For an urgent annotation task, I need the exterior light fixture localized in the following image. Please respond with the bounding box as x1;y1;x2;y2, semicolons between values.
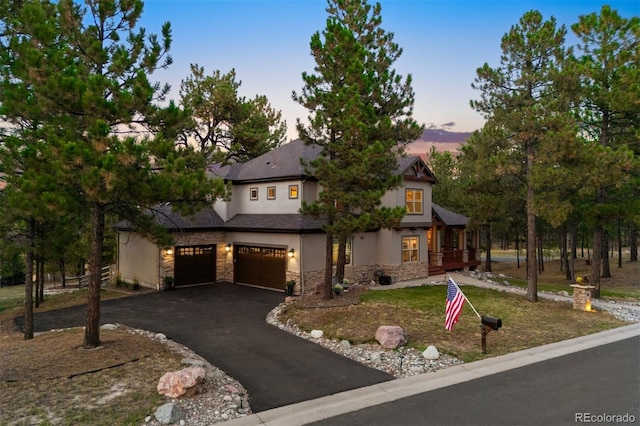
225;244;232;252
288;248;295;258
166;248;173;256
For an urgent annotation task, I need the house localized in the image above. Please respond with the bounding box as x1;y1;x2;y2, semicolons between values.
114;139;479;293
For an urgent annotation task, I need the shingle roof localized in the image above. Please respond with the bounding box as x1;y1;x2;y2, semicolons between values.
209;139;322;182
225;214;325;232
432;203;469;227
206;139;433;183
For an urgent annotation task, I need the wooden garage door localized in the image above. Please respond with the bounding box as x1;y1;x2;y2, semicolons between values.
174;245;216;286
234;245;286;290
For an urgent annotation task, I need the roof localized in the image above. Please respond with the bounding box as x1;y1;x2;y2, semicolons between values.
432;203;469;227
114;206;326;234
209;139;322;182
208;139;436;183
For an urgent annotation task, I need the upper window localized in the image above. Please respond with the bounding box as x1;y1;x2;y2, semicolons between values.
405;189;423;214
402;236;419;263
289;185;299;199
267;186;276;200
250;187;258;200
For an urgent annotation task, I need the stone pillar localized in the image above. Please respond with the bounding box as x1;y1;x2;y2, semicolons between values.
570;285;595;310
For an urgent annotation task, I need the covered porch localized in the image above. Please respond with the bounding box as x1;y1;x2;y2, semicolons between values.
428;204;481;275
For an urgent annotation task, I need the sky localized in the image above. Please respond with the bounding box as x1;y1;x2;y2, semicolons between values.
139;0;639;141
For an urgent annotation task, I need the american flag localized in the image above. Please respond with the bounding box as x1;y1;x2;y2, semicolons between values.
445;277;466;331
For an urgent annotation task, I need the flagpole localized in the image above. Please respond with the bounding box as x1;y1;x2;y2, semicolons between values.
448;274;482;320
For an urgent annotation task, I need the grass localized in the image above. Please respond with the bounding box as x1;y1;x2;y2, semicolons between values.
280;285;629;363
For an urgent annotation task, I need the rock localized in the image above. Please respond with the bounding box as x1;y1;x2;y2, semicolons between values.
154;402;183;425
370;352;382;364
422;345;440;360
157;366;206;398
558;290;570;297
286;318;295;328
340;340;351;350
145;415;151;423
502;281;511;286
181;358;205;367
375;325;407;349
101;323;118;331
155;333;167;341
310;329;324;338
226;385;239;394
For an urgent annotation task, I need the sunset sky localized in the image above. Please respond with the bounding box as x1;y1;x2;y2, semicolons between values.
139;0;639;140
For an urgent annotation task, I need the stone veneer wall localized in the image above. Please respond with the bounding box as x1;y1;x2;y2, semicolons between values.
300;261;429;295
571;285;595;310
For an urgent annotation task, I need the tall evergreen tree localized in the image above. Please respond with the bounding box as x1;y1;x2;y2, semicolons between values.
471;10;579;302
568;6;640;296
293;0;422;299
179;65;287;163
0;0;225;347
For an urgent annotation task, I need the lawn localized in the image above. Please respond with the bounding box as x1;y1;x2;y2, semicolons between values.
280;283;632;363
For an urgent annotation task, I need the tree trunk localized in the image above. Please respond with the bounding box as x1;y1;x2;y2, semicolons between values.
591;224;603;299
515;222;520;269
631;222;638;262
602;229;611;278
38;256;45;303
484;224;492;272
568;224;576;282
34;255;40;309
617;219;622;269
323;230;335;300
24;219;35;340
336;236;346;283
526;150;538;302
59;257;67;288
84;203;106;348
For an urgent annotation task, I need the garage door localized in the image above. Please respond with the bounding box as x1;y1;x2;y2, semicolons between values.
174;245;216;286
234;245;286;290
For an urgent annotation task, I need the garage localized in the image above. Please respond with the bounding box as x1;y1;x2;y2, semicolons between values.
174;245;216;286
234;245;286;290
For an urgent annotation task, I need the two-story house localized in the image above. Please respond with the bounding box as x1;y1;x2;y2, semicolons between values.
114;139;479;293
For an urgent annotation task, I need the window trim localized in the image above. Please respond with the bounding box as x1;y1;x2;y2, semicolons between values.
289;184;299;199
401;235;419;263
405;188;423;215
267;186;276;200
250;187;258;200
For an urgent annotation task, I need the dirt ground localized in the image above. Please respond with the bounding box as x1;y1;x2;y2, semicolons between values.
0;326;185;424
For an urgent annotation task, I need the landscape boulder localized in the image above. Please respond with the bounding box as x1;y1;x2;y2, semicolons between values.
157;366;206;398
423;345;440;360
154;402;183;424
375;325;407;349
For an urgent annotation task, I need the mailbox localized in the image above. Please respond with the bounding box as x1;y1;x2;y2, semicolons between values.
481;315;502;331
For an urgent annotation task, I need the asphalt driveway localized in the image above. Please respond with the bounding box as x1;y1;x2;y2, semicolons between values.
16;283;393;412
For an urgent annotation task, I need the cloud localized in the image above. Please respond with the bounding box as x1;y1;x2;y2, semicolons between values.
440;122;456;128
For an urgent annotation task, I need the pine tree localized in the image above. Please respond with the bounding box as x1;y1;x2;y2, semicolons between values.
568;6;640;297
0;0;225;347
471;10;579;302
179;65;287;163
293;0;422;298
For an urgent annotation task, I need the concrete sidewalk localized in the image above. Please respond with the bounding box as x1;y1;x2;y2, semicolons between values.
227;323;640;426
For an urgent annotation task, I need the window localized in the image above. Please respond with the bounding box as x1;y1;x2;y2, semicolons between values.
405;189;423;214
267;186;276;200
402;236;419;263
289;185;299;199
332;238;353;265
250;187;258;200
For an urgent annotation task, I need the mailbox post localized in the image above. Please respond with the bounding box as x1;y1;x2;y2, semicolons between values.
480;315;502;354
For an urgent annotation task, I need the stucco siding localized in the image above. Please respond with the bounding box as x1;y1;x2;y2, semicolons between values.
117;232;159;289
